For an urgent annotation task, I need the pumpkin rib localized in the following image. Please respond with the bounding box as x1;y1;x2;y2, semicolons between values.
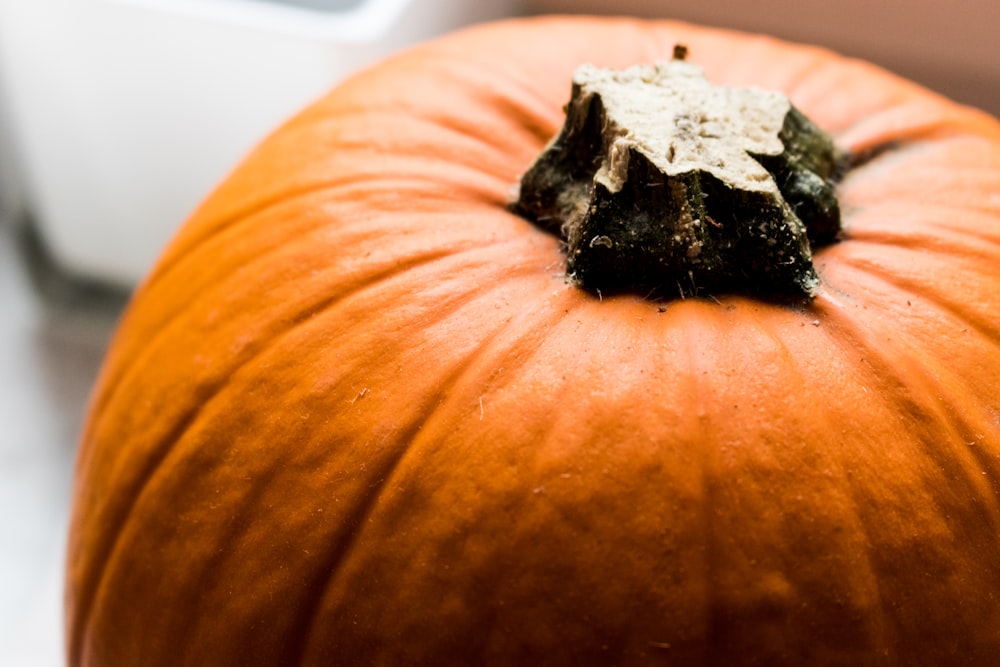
82;223;449;437
142;175;375;298
827;246;1000;345
275;431;419;666
818;257;999;383
632;302;900;664
735;303;895;660
820;262;1000;482
784;56;912;138
73;236;525;646
318;110;530;192
838;140;990;204
894;162;1000;184
664;302;739;659
305;74;552;184
810;294;1000;660
292;289;586;662
836;101;1000;156
697;433;721;664
846;160;1000;200
771;51;837;110
300;290;596;659
852;134;1000;179
303;298;721;663
817;477;894;664
814;288;1000;518
74;252;469;662
787;55;883;111
116;219;530;425
92;192;537;431
685;311;729;663
179;240;563;664
382;50;562;148
829;233;1000;316
336;57;561;154
69;374;224;665
148;165;511;300
318;46;568;173
843;202;1000;248
844;223;1000;259
818;283;995;446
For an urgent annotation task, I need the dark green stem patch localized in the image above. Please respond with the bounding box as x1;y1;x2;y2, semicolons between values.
513;51;846;301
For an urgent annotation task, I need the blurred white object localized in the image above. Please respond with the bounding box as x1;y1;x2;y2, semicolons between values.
0;86;23;222
0;0;520;287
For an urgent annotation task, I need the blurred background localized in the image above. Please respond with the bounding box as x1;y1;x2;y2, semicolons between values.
1;1;997;664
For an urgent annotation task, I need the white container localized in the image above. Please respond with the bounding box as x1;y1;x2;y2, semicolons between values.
0;83;24;223
0;0;520;286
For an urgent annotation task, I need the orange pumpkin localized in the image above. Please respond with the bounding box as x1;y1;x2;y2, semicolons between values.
67;16;1000;666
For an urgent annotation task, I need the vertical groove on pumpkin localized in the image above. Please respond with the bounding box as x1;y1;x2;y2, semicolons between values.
146;147;513;304
144;176;375;293
84;238;478;440
817;287;998;482
684;303;895;660
844;222;1000;262
69;401;208;665
830;249;1000;345
71;243;505;662
815;275;1000;509
383;77;558;181
281;261;574;662
813;289;1000;655
740;304;896;658
776;53;833;111
683;312;722;663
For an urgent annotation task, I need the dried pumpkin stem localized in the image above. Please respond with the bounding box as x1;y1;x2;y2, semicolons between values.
513;48;845;301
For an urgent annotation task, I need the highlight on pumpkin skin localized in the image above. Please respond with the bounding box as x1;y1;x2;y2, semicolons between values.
513;45;847;303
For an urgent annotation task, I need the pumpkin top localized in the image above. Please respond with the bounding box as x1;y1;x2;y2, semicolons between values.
513;50;843;300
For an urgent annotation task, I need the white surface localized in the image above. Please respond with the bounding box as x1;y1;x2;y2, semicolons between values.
0;0;521;287
0;215;126;667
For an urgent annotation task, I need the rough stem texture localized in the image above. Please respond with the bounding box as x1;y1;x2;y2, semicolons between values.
514;57;845;300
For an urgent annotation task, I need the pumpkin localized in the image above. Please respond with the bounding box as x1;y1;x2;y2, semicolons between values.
66;15;1000;666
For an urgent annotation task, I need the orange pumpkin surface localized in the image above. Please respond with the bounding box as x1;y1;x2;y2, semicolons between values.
67;16;1000;666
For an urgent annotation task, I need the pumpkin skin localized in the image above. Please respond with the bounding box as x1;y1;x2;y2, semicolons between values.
66;15;1000;667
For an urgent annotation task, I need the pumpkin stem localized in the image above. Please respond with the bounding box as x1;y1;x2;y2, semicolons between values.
512;51;845;301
